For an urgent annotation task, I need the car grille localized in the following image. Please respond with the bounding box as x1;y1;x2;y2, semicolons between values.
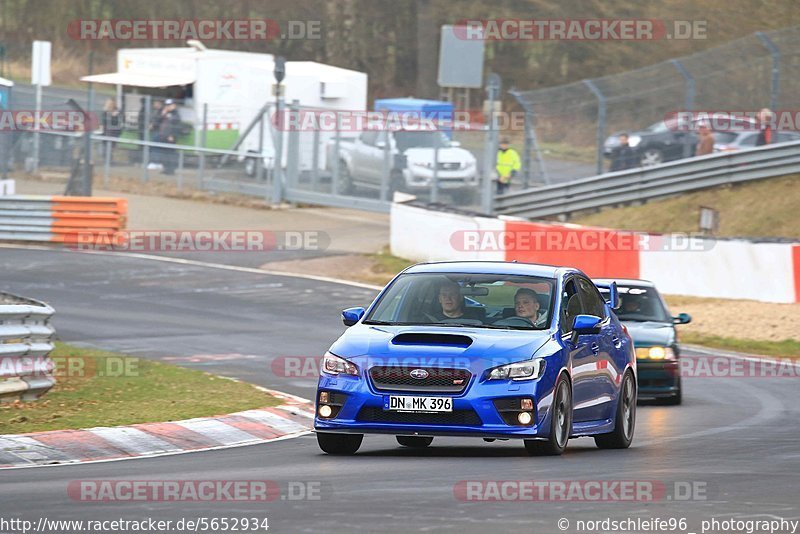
437;162;461;170
357;407;482;426
369;366;471;393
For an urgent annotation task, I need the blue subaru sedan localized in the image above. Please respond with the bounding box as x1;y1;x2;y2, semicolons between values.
314;262;637;456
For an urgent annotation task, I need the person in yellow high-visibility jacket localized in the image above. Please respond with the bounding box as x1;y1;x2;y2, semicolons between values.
496;138;521;195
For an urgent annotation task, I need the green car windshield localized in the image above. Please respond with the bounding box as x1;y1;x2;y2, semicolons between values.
364;273;556;330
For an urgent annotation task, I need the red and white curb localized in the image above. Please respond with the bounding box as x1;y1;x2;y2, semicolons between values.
0;390;314;469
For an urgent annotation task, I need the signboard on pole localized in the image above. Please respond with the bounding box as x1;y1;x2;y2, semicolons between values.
32;40;52;86
438;25;485;88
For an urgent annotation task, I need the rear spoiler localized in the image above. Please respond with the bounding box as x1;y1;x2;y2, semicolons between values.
594;281;620;310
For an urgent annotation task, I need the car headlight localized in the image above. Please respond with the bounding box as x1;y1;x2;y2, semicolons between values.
464;160;476;169
321;352;359;376
635;346;675;360
411;161;432;169
487;358;546;381
628;135;642;147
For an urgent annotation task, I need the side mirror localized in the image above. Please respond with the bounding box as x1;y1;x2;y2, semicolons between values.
375;141;386;149
572;314;602;335
342;307;365;327
607;282;620;310
673;312;691;325
449;140;461;147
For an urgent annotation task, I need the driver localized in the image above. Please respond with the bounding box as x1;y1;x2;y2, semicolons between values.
621;295;641;314
514;288;547;327
436;280;465;319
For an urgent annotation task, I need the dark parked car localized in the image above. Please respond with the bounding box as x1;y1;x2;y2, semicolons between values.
596;279;691;405
603;120;696;167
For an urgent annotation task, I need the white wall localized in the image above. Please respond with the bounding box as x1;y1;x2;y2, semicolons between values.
640;238;797;303
390;202;505;262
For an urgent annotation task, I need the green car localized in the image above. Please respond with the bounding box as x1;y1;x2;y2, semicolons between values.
597;279;691;405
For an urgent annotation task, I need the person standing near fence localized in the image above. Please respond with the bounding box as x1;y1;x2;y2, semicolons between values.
158;99;181;175
756;108;774;146
695;123;715;156
610;133;638;171
496;138;521;195
147;100;165;171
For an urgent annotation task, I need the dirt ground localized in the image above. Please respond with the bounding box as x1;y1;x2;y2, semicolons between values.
663;294;800;342
265;255;800;343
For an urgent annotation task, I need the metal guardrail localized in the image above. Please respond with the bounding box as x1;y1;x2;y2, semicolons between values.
0;293;56;401
495;141;800;218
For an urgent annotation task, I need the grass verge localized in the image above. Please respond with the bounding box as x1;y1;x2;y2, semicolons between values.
681;333;800;359
571;175;800;239
0;343;280;434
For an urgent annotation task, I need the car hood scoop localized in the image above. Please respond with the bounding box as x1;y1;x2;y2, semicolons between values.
391;333;473;348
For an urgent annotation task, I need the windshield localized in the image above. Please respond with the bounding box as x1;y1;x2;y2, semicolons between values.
600;285;671;323
394;130;451;152
364;273;556;330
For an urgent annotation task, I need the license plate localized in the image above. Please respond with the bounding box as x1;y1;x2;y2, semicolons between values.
384;395;453;413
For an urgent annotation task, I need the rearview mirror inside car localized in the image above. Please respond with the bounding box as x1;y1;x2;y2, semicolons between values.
342;307;366;327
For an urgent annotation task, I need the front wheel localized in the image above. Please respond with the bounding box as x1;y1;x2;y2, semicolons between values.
396;436;433;448
595;370;637;449
317;432;363;455
524;374;572;456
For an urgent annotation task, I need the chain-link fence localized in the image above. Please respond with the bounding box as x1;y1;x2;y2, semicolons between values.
513;25;800;182
3;87;492;212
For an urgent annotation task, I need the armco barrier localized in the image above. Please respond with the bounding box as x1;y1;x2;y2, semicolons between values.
391;200;800;304
0;293;56;401
0;195;127;243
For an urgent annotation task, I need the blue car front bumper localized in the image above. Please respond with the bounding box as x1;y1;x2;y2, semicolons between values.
314;372;557;439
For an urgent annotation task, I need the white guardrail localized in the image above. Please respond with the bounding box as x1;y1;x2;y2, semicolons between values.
0;293;56;401
495;140;800;218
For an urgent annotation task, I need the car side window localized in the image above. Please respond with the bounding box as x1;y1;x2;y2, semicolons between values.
560;279;581;334
577;277;606;318
360;131;378;146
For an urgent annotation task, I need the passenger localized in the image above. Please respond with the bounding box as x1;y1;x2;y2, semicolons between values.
514;288;546;327
437;280;465;319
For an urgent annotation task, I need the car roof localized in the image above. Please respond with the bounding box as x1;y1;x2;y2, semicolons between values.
594;278;656;288
403;261;575;278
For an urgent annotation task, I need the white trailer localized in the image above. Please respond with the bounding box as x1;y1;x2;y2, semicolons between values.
81;44;368;171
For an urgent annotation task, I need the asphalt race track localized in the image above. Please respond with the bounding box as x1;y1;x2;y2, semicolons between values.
1;246;798;533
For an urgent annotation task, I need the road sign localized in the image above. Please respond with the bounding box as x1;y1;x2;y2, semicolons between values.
32;40;52;86
438;25;485;88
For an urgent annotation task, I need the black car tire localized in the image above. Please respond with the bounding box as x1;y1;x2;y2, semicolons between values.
317;432;363;455
338;161;354;195
396;436;434;448
524;374;572;456
595;370;637;449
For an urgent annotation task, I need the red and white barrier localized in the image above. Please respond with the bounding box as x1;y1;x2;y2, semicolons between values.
391;202;800;304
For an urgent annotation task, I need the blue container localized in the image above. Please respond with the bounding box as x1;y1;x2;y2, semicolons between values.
374;98;455;138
